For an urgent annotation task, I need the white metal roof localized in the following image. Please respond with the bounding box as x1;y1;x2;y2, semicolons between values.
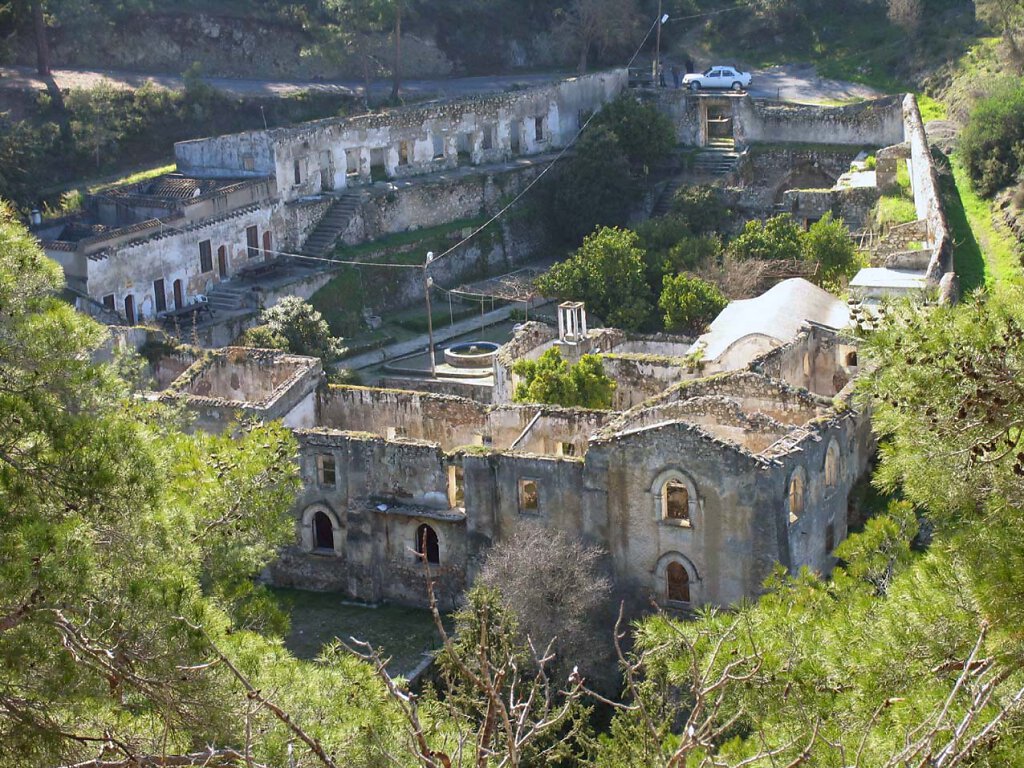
697;278;850;362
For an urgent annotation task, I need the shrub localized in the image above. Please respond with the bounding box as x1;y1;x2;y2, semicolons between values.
512;348;616;409
659;273;728;335
803;212;859;285
536;226;653;330
729;214;804;261
592;94;676;168
671;185;732;235
959;77;1024;197
249;297;345;362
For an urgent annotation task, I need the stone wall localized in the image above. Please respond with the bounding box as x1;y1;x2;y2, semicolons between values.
735;96;905;147
319;386;489;449
730;146;862;213
751;323;860;398
600;354;697;410
902;94;953;284
175;70;628;202
778;186;880;231
657;93;904;149
83;204;282;321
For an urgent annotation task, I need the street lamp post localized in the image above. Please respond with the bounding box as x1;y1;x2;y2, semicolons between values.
651;3;667;83
425;251;436;377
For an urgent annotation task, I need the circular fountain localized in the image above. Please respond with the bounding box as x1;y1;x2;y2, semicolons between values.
444;341;499;369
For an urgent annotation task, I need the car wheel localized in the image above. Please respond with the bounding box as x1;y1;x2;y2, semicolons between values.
690;81;701;92
731;81;742;92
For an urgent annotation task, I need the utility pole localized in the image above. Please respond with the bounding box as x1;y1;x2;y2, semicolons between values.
652;0;663;83
425;252;436;377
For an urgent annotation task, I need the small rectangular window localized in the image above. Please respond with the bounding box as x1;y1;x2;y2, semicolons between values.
102;294;115;311
534;116;544;142
518;479;539;514
317;454;337;487
293;159;302;185
198;240;213;273
558;442;576;457
481;124;495;151
399;141;412;166
246;226;260;259
242;154;255;172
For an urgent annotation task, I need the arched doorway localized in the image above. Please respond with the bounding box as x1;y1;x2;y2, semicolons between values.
415;524;440;564
313;511;335;551
666;562;690;603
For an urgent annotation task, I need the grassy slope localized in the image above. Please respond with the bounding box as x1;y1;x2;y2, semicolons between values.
948;156;1024;292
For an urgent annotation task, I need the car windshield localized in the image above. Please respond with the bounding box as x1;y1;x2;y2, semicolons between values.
703;68;713;76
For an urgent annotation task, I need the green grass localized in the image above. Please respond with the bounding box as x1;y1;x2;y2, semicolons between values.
334;215;490;263
271;588;445;675
948;155;1024;292
874;196;919;228
88;163;178;194
916;94;948;123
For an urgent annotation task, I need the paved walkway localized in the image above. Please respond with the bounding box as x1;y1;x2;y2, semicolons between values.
340;302;524;371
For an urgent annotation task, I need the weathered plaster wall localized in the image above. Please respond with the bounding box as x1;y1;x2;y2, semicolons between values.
735;96;905;147
657;93;904;149
902;94;953;284
730;146;862;213
85;204;281;318
175;69;628;201
586;421;779;606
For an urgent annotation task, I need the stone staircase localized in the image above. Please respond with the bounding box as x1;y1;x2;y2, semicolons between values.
297;193;362;262
691;141;741;176
205;281;254;313
652;177;685;217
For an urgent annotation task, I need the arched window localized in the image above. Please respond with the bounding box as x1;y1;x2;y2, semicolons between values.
824;440;841;489
653;470;697;527
415;524;440;565
663;481;690;524
788;468;806;524
666;562;690;603
313;511;335;551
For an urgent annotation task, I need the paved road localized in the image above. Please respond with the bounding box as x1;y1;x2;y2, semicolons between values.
0;63;883;103
0;65;567;99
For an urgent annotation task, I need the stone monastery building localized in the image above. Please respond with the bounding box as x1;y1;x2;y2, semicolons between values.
51;66;956;611
151;281;870;611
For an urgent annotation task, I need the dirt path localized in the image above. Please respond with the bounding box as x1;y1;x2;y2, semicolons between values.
0;63;884;103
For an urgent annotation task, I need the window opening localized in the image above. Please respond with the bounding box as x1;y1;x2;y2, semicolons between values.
199;239;213;273
663;480;691;525
667;562;690;602
246;226;260;259
416;524;440;564
153;279;166;313
318;454;337;487
313;511;334;551
519;479;539;513
789;471;805;523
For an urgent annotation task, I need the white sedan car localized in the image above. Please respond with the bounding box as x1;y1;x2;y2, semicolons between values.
682;66;752;92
